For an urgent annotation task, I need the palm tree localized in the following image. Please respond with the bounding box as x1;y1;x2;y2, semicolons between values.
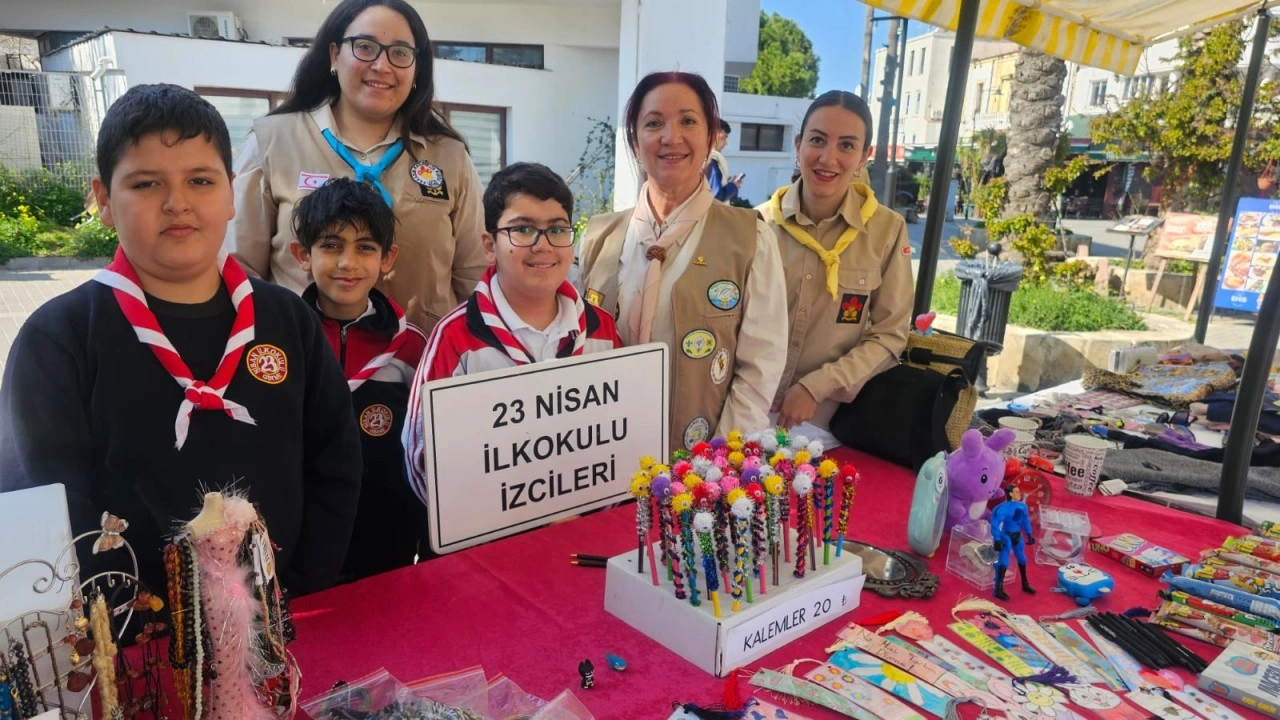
1004;49;1068;221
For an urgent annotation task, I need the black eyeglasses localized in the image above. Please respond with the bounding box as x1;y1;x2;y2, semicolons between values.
343;36;418;68
497;225;576;248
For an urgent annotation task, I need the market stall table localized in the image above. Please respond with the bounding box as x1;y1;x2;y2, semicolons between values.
289;447;1266;719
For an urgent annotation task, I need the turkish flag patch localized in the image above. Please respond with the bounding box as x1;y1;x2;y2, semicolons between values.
836;293;868;324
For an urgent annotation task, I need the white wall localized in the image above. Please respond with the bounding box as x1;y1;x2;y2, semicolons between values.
3;0;621;50
724;0;759;77
720;91;809;203
41;29;618;185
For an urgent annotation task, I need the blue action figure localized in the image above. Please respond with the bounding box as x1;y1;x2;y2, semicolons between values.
991;484;1036;601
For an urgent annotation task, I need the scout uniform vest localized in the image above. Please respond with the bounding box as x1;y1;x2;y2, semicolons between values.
581;203;757;451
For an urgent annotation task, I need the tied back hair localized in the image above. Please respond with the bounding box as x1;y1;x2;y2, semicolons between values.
271;0;465;156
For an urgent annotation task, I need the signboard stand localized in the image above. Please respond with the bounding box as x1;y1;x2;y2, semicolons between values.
1142;213;1220;319
1145;258;1209;321
1107;215;1164;302
1213;198;1279;314
605;534;863;677
420;344;669;554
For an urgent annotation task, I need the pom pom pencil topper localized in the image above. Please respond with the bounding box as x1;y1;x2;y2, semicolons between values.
694;510;723;618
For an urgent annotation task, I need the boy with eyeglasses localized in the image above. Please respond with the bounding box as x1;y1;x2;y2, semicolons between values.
403;163;622;501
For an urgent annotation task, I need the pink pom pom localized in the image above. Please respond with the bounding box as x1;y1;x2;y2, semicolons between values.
704;481;723;502
672;460;692;478
713;455;729;469
797;463;815;477
720;476;740;494
670;481;686;496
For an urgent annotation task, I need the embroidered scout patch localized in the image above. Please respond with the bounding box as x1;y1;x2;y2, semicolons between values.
680;329;716;359
585;288;603;306
360;404;394;437
246;344;288;384
710;348;730;385
836;293;868;324
410;160;449;200
683;416;711;449
706;280;740;311
297;172;330;190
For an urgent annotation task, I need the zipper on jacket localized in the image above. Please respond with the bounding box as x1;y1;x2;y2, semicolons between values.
340;324;348;369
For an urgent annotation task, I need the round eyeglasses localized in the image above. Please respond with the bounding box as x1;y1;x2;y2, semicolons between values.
343;37;418;69
497;225;576;248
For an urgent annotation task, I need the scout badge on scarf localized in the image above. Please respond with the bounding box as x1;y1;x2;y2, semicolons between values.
93;248;257;449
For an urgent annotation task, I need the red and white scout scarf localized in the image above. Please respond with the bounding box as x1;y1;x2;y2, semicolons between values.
93;248;256;450
346;297;408;392
472;265;587;364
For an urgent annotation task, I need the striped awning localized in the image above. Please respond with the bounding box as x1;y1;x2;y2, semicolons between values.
861;0;1280;75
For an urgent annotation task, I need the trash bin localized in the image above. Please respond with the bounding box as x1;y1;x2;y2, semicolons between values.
954;257;1024;393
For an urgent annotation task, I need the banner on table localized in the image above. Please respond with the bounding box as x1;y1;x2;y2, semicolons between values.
421;343;669;554
1214;197;1280;313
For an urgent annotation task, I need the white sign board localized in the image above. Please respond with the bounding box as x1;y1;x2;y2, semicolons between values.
722;573;865;670
422;343;669;553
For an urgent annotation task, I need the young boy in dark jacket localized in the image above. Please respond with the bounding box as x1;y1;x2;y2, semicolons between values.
289;178;428;579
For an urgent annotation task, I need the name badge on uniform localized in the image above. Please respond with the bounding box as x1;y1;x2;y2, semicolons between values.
410;161;449;200
585;288;603;307
836;293;868;324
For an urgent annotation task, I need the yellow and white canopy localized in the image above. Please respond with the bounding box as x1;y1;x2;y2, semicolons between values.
861;0;1280;75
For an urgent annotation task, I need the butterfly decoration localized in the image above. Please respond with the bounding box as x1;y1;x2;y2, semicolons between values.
92;512;129;554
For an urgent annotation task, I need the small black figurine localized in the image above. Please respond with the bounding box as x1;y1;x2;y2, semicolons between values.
578;658;595;689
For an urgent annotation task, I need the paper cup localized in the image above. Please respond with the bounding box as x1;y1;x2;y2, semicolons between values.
999;416;1042;432
1003;430;1036;461
1063;434;1111;496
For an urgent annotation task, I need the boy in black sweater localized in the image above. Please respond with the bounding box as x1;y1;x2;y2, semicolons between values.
288;178;427;579
0;84;362;598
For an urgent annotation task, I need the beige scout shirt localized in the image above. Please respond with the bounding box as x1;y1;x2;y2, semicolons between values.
592;205;788;436
227;105;487;333
759;180;913;428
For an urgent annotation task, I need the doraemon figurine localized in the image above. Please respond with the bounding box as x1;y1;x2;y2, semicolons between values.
908;452;949;557
1057;563;1114;606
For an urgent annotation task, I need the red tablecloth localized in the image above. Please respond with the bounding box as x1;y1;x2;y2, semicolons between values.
290;448;1264;719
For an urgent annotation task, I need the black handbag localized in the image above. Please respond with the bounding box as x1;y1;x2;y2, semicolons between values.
829;331;986;471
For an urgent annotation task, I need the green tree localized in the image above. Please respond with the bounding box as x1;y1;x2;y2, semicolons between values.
739;12;820;99
1092;20;1280;212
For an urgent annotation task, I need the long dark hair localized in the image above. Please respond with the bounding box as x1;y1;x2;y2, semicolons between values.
272;0;463;149
623;71;720;158
799;90;875;152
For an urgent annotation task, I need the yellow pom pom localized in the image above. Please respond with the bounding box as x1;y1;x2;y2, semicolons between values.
683;473;703;489
638;455;656;471
728;440;744;452
794;450;812;465
764;475;785;495
769;452;786;466
726;488;747;506
672;492;694;513
727;429;744;443
818;459;839;478
727;451;745;468
630;473;652;496
651;463;670;476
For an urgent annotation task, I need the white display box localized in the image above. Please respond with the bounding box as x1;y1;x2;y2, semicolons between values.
604;535;864;676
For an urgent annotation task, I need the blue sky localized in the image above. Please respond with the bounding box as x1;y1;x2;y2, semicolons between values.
760;0;932;95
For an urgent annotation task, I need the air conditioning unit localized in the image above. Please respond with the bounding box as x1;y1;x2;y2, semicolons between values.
188;12;246;40
929;109;943;120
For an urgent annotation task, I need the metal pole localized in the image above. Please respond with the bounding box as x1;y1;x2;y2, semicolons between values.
861;7;875;100
914;0;980;315
872;17;900;197
1218;259;1280;525
887;19;909;205
1196;8;1271;344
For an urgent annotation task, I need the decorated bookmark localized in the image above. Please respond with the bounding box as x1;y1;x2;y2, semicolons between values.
1041;622;1129;691
827;646;953;717
1001;614;1106;685
803;661;928;720
966;613;1053;673
748;668;878;720
1163;682;1248;720
833;625;1006;709
1080;621;1149;690
885;636;1000;700
1061;685;1160;720
949;621;1040;677
1126;689;1199;720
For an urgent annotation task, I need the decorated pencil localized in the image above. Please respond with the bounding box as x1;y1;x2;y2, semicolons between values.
793;467;814;578
629;470;653;577
694;510;723;618
729;491;754;609
674;491;698;605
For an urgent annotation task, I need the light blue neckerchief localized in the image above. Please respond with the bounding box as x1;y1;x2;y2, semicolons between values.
320;128;405;206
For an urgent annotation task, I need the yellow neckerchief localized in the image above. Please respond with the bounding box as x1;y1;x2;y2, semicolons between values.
770;182;879;300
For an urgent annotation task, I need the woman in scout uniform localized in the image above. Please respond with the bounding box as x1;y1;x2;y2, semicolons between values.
760;90;913;430
580;71;787;451
229;0;486;333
